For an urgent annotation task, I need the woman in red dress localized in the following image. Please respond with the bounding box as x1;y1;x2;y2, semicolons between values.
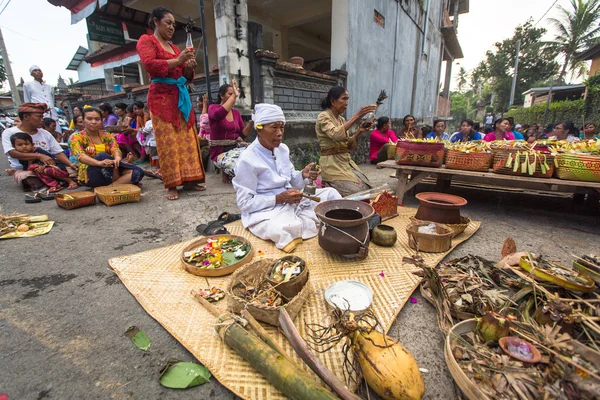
137;7;205;200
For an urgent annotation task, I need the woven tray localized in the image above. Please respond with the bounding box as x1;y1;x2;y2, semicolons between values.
555;153;600;182
492;151;554;179
396;141;444;167
445;150;492;172
94;184;141;206
108;207;481;400
181;235;254;277
227;258;311;327
55;191;96;210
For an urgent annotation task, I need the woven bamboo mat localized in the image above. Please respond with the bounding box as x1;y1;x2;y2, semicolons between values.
109;207;480;399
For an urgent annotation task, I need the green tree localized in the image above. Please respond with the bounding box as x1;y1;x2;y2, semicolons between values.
477;19;558;112
548;0;600;82
456;67;468;93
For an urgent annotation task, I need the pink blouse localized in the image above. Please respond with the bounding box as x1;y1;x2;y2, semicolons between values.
483;131;515;142
369;129;398;161
208;104;245;161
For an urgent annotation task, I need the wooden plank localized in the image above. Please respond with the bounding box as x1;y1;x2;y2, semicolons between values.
377;160;600;189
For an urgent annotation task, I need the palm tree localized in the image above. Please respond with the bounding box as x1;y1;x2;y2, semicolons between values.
456;67;468;92
548;0;600;82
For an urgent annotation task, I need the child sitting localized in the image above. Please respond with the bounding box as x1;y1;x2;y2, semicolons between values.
11;132;78;192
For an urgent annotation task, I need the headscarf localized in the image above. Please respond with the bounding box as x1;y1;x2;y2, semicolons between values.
29;65;41;74
18;103;48;114
252;103;285;129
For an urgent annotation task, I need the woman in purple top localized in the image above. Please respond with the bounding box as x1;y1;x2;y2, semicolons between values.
369;116;398;164
208;82;254;182
483;118;515;142
99;103;119;128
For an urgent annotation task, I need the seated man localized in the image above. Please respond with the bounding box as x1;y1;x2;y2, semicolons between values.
2;103;78;191
233;104;342;253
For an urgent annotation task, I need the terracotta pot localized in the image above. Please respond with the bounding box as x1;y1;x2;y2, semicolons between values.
371;225;397;247
315;200;374;259
414;192;467;224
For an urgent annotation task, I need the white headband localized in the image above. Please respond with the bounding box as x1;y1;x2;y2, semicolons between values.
29;65;41;74
252;103;285;127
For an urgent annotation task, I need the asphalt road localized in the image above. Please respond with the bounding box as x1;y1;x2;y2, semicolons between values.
1;159;599;400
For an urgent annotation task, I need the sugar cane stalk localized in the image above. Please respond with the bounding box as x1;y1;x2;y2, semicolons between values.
193;294;339;400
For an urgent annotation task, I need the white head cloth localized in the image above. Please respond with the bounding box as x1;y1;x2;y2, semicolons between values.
252;103;285;126
29;65;41;74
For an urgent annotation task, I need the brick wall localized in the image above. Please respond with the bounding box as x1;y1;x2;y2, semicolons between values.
273;87;323;112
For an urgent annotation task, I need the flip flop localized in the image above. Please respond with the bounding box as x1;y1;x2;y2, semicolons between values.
217;212;241;224
143;170;163;180
195;221;229;236
25;193;42;203
37;191;56;200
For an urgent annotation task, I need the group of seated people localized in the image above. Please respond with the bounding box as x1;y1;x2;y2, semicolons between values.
367;116;598;164
2;103;145;197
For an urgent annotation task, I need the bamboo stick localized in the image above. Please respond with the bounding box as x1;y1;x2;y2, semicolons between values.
193;294;340;400
278;309;361;400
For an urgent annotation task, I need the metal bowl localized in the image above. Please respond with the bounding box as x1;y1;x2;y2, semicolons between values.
324;280;373;312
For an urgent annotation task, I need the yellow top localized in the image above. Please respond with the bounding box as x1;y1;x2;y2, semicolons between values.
315;109;364;184
94;144;106;154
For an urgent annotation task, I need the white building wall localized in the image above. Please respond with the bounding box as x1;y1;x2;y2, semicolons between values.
345;0;444;122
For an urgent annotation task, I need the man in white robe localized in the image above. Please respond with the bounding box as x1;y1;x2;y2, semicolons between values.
233;104;341;252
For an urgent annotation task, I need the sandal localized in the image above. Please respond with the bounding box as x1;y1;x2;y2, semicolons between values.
143;170;163;180
37;191;56;200
25;193;42;203
217;212;241;224
195;221;229;236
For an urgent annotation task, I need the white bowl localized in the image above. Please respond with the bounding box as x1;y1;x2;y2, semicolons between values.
324;280;373;312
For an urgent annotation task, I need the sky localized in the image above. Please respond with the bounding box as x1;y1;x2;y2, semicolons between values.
452;0;574;90
0;0;578;92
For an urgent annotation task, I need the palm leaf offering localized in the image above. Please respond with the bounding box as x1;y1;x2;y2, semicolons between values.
410;246;599;400
183;237;251;269
375;89;387;106
0;213;48;236
446;141;491;153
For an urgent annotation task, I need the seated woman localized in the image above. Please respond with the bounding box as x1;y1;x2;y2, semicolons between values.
69;108;144;188
67;114;85;165
483;118;515;142
552;121;580;142
450;119;483;142
581;122;598;140
397;114;421;138
316;86;377;197
107;103;143;162
233;104;341;253
43;118;62;142
208;82;254;182
369;116;398;164
426;120;449;140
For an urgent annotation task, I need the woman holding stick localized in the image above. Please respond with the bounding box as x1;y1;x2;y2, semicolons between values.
137;6;205;200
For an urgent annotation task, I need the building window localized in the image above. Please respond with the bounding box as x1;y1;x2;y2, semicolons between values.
374;10;385;28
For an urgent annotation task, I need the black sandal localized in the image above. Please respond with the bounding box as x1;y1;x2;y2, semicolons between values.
217;212;241;224
25;193;41;203
37;191;56;201
195;221;229;236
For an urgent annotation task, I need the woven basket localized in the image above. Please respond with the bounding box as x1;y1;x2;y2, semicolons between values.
55;191;96;210
395;141;444;167
445;319;491;400
410;216;470;238
180;235;254;277
227;258;311;327
445;150;492;172
492;151;554;178
265;256;308;300
555;153;600;182
94;184;141;206
406;221;453;253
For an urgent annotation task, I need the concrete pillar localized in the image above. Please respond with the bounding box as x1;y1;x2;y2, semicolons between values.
257;53;277;104
442;58;452;99
104;69;115;91
248;22;263;106
330;0;348;71
203;5;219;70
214;0;252;111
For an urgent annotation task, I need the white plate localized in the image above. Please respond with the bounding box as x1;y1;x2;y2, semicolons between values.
324;280;373;311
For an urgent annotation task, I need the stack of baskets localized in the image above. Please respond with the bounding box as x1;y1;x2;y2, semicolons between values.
396;140;445;167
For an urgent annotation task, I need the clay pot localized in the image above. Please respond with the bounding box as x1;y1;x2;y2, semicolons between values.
414;192;467;224
371;225;397;247
315;200;374;259
288;56;304;67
